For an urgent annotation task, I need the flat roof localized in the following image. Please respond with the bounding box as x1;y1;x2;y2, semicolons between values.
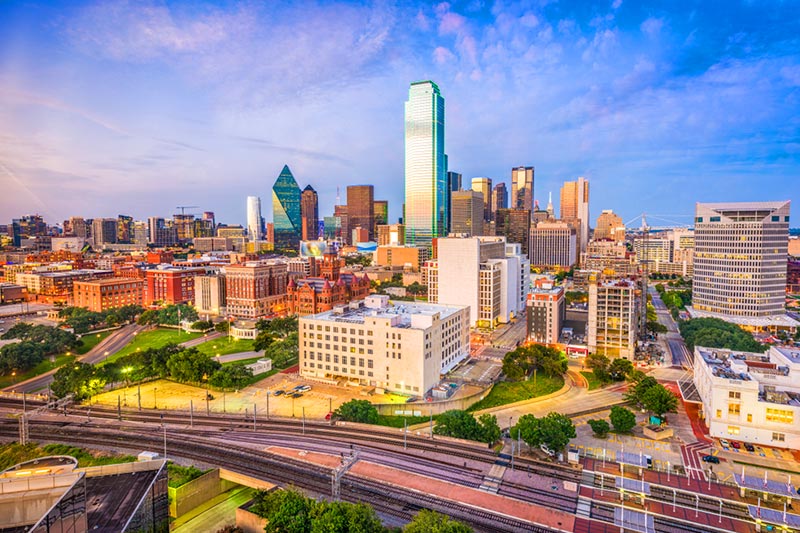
306;299;464;328
85;470;159;533
698;200;790;211
688;307;799;328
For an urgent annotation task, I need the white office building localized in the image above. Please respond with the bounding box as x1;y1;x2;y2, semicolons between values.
246;196;263;242
299;295;469;396
426;236;529;328
693;345;800;449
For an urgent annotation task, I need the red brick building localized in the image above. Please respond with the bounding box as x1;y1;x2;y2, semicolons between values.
225;261;288;318
286;253;370;316
146;250;174;264
144;267;205;305
73;277;144;312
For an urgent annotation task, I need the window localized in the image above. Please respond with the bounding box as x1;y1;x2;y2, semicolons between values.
766;408;793;424
772;432;785;442
728;404;740;416
715;409;722;418
727;426;740;435
728;391;741;399
747;414;752;422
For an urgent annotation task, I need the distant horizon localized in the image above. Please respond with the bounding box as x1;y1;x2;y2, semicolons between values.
2;1;798;226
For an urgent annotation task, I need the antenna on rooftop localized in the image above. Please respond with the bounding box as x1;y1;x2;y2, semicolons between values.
336;187;340;205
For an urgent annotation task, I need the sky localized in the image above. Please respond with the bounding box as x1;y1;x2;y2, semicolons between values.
1;0;798;230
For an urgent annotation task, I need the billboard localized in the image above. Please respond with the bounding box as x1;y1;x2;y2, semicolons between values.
300;240;328;258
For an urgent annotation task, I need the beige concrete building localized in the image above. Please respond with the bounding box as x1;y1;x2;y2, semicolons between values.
374;245;430;272
299;295;469;395
588;276;638;359
560;177;589;254
529;221;576;269
593;210;625;242
789;237;800;257
377;224;405;246
194;274;227;316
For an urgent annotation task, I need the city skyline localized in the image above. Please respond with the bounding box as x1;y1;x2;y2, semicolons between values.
1;1;799;226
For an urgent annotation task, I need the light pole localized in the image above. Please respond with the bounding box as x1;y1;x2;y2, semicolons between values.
153;387;157;409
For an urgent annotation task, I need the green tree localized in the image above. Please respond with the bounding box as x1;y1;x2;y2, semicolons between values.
252;489;312;533
501;344;566;382
407;282;427;295
609;406;636;433
679;317;765;352
641;384;679;419
647;321;668;334
608;358;634;381
587;419;610;438
166;348;221;384
625;375;659;408
214;321;231;333
477;414;501;445
537;412;576;454
334;399;379;424
310;501;386;533
433;410;485;442
586;353;610;383
209;364;253;390
190;320;213;331
50;362;107;400
403;510;473;533
253;331;275;352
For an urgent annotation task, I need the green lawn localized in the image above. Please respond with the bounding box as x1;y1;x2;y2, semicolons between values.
75;330;113;355
0;443;136;470
581;371;603;391
0;353;75;389
375;414;432;428
192;337;257;358
467;374;564;412
103;328;202;365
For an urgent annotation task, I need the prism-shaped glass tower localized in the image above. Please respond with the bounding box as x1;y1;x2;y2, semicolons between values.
272;165;302;252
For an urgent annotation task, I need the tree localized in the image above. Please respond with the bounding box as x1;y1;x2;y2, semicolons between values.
625;375;659;408
209;364;253;390
679;317;765;353
190;320;213;331
433;410;485;442
407;282;427;295
253;331;275;352
511;414;541;449
501;344;566;382
50;362;107;401
647;321;668;334
334;399;379;424
214;321;231;333
587;419;610;438
641;384;679;419
166;348;221;384
252;488;312;533
477;414;501;445
537;412;576;454
608;358;634;381
586;353;610;383
310;501;385;533
404;510;473;533
609;406;636;433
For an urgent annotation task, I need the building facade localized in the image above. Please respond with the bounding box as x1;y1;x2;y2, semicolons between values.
299;295;469;395
144;267;205;306
300;185;319;241
471;177;493;223
377;224;405;246
526;280;565;345
246;196;263;242
593;210;625;242
495;208;531;257
529;221;577;269
73;277;144;312
375;245;429;271
345;185;375;242
224;261;288;318
272;165;302;252
286;272;370;316
510;166;534;215
692;201;794;328
560;177;590;254
588;276;638;359
404;81;446;246
450;190;484;236
194;274;227;316
693;345;800;449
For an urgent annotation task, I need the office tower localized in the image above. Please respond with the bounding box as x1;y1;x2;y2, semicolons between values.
272;165;302;251
588;275;638;359
560;177;590;254
377;224;405;246
193;217;214;238
529;221;577;269
116;215;133;243
301;185;319;241
693;201;795;326
10;215;48;246
323;215;342;241
334;205;349;242
495;208;531;256
347;185;375;241
404;81;446;246
299;295;469;394
246;196;263;242
373;200;388;236
450;190;484;236
511;166;534;215
66;217;88;239
527;279;565;345
426;236;529;328
445;171;461;231
546;192;554;218
471;177;493;222
92;218;117;248
147;217;177;247
132;221;148;245
202;211;215;227
594;210;626;242
492;182;508;220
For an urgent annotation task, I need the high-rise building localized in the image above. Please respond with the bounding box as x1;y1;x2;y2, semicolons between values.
377;224;405;246
495;208;531;256
117;215;134;243
471;177;493;222
202;211;216;228
588;275;639;359
132;221;148;246
272;165;302;251
148;217;177;247
560;177;590;254
65;217;88;239
92;218;117;248
594;210;625;242
246;196;263;242
511;166;534;215
527;279;565;345
404;81;446;246
426;236;529;328
347;185;375;241
450;190;484;236
529;221;577;269
11;215;48;246
173;214;195;242
333;205;349;243
373;200;388;236
492;182;508;220
447;171;462;193
692;201;796;327
301;185;319;241
225;261;288;318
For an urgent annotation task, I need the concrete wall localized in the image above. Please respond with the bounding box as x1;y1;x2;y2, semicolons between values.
168;469;237;518
373;383;493;416
236;506;268;533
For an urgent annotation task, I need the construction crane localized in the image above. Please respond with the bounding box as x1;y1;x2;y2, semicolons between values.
175;205;200;215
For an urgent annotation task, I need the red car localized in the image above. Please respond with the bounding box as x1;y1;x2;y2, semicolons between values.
731;441;741;449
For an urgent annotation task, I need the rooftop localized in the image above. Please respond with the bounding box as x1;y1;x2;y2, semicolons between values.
688;307;800;328
306;296;465;329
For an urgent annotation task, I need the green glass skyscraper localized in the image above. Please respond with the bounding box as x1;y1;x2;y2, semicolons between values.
272;164;302;251
404;81;446;246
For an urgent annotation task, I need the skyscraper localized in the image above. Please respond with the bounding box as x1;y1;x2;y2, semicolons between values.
511;166;534;215
300;185;319;241
693;201;795;326
495;208;531;256
450;190;484;236
560;177;590;254
404;81;446;246
373;200;388;236
492;182;508;220
471;177;493;222
246;196;263;242
117;215;133;243
347;185;375;241
272;165;302;251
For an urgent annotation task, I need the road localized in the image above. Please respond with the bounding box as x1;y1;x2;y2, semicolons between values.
649;287;693;370
172;487;254;533
4;323;146;394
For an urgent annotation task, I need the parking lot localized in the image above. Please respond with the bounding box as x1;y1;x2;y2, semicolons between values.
447;358;502;384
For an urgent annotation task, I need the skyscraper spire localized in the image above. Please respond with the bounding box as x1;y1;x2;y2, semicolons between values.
546;192;554;217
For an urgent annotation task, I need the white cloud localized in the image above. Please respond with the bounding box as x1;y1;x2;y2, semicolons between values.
640;17;664;37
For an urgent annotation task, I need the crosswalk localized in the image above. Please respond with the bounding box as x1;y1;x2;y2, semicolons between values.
680;441;709;481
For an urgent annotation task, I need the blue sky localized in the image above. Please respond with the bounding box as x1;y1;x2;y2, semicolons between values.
1;0;798;228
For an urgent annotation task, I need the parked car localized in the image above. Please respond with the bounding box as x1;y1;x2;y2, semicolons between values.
273;390;285;396
702;455;720;464
296;385;311;392
731;441;741;449
755;446;767;457
290;392;303;399
719;439;730;449
540;444;555;457
744;443;755;452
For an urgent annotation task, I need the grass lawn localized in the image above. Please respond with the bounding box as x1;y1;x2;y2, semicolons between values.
0;353;76;389
167;463;208;488
375;414;432;428
103;328;202;365
0;443;136;470
581;371;603;391
467;374;564;412
193;337;257;358
75;330;113;355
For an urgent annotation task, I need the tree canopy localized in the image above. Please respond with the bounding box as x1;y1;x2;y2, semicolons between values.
609;406;636;433
502;344;566;381
333;399;379;424
679;317;765;353
137;304;198;326
511;412;575;453
433;410;501;444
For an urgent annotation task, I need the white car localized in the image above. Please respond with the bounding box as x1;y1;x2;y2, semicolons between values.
719;439;731;449
540;444;555;457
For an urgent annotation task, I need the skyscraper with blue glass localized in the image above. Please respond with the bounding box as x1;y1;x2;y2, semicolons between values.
404;81;446;246
272;164;302;251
